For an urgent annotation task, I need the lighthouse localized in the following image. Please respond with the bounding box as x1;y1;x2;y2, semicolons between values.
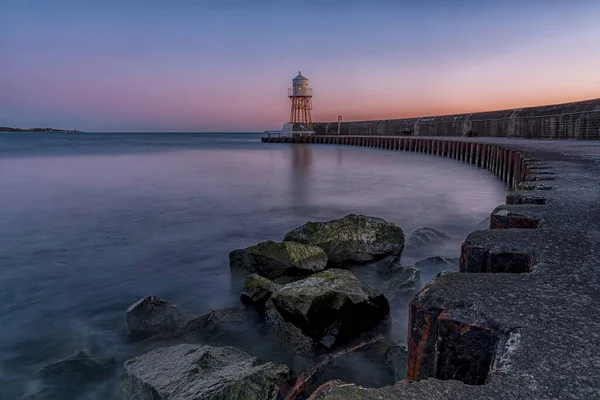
288;71;313;131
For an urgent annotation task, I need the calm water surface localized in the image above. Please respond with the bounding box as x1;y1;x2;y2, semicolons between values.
0;132;506;399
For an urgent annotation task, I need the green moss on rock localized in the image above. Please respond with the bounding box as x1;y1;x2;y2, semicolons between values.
240;274;281;305
283;214;404;264
230;240;327;281
265;269;390;355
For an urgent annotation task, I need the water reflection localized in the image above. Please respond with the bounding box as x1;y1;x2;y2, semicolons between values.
290;144;312;210
337;147;344;168
0;133;507;399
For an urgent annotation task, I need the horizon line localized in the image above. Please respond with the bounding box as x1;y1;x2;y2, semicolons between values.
3;96;599;132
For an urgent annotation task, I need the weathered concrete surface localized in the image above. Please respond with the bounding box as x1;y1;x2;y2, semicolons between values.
313;98;600;139
264;136;600;399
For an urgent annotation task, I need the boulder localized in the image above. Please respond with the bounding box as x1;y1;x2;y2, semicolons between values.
404;227;450;255
385;340;408;380
36;349;115;381
120;344;292;400
415;256;459;274
229;240;327;281
369;255;402;274
284;214;404;264
382;266;420;301
126;295;184;340
240;274;281;305
265;269;390;355
177;306;253;341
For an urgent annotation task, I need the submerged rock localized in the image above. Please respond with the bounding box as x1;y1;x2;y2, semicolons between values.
415;256;459;274
265;269;390;355
284;214;404;264
404;227;450;255
36;350;115;381
385;340;408;380
121;344;292;400
126;295;184;340
240;273;281;305
229;240;327;281
369;255;403;274
382;266;421;301
177;306;253;341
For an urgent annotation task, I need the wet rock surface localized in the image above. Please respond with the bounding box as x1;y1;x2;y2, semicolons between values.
283;214;404;264
404;227;450;255
385;340;408;380
176;306;254;342
381;266;420;301
265;269;390;355
414;256;459;274
229;240;327;281
36;350;115;381
240;273;281;305
121;344;292;400
368;255;403;273
125;295;184;340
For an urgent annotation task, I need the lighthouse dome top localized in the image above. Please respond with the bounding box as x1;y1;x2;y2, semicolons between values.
293;71;308;81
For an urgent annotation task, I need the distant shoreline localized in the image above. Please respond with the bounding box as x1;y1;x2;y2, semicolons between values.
0;127;82;133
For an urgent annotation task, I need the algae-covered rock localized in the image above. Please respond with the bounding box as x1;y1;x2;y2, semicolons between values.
125;295;184;340
240;273;281;305
229;240;327;281
284;214;404;264
404;227;450;255
265;269;390;355
121;344;292;400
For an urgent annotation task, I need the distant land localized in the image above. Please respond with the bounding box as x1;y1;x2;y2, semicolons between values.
0;127;82;133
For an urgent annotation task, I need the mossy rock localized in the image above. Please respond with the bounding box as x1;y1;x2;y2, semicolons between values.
229;240;327;281
283;214;404;264
265;269;390;355
240;274;281;305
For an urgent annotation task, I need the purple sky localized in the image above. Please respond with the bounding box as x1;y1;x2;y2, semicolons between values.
1;0;599;131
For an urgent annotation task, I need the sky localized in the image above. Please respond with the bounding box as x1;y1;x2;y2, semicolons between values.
1;0;599;132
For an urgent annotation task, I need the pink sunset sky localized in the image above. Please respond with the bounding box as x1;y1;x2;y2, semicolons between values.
1;0;599;132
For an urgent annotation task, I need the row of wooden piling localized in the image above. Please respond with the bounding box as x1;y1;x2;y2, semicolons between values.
262;135;529;188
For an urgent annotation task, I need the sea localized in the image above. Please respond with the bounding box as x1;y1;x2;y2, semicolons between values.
0;132;506;399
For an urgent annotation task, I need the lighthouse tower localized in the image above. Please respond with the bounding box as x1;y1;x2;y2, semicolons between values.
288;71;313;131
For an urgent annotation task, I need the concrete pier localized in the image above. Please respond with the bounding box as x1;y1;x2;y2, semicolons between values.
263;135;600;399
313;98;600;140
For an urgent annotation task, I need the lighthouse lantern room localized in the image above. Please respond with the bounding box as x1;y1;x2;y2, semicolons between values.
288;71;313;131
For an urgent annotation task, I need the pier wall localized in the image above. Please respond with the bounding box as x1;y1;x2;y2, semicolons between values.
313;98;600;139
263;135;600;399
263;136;531;189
